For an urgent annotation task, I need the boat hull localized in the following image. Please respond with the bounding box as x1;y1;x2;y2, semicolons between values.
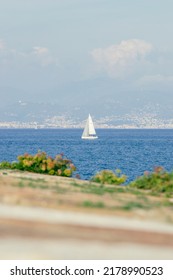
81;136;98;140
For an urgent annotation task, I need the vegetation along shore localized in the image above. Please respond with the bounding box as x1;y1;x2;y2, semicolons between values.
0;151;173;259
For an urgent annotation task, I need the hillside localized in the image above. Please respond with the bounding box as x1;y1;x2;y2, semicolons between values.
0;170;173;259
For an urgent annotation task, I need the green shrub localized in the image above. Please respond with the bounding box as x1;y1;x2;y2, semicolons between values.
82;200;105;208
0;151;76;177
91;169;126;185
0;161;12;169
130;166;173;194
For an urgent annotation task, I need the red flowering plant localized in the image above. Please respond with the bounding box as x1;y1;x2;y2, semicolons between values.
0;151;76;177
130;166;173;194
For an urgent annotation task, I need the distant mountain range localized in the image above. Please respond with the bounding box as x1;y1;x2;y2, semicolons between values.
0;77;173;127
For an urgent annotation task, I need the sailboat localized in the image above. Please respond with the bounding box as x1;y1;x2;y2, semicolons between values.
81;114;98;139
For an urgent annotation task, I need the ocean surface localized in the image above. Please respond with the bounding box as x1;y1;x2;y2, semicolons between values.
0;129;173;183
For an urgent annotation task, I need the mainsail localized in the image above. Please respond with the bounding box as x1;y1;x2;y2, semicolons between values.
81;114;98;139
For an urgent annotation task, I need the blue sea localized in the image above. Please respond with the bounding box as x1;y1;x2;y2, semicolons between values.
0;129;173;183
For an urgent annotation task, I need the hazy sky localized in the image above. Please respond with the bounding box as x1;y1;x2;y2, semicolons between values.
0;0;173;119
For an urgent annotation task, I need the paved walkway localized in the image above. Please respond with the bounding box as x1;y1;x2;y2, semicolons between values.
1;203;173;259
0;203;173;234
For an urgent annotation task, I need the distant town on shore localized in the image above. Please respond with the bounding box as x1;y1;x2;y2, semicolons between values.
1;113;173;129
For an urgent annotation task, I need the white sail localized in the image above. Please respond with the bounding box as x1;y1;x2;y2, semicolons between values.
81;114;98;139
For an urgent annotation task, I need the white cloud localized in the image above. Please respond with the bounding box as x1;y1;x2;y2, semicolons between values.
32;46;49;56
31;46;54;66
0;41;56;67
91;39;153;78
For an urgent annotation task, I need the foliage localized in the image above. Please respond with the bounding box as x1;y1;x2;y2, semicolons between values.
130;166;173;194
0;151;76;177
122;201;149;211
0;161;12;169
82;200;105;208
91;169;127;185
